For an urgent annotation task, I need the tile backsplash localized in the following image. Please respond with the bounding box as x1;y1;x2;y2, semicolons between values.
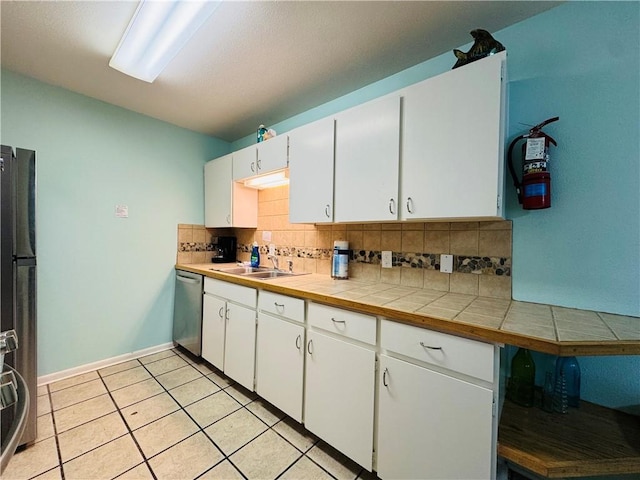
177;185;512;299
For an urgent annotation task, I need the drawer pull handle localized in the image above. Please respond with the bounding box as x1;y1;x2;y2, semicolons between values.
274;302;285;311
331;318;346;324
296;335;301;350
218;306;224;319
307;339;313;355
420;341;442;350
383;367;389;387
325;204;331;218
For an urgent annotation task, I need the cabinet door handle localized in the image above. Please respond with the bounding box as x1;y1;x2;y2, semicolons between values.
389;198;396;215
406;197;414;214
274;302;285;312
383;367;389;387
325;204;331;218
226;214;231;224
257;159;262;171
251;161;255;172
218;306;224;319
307;339;313;355
226;309;230;322
296;335;302;350
331;318;346;324
420;341;442;350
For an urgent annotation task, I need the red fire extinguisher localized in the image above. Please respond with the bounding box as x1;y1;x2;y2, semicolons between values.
507;116;559;209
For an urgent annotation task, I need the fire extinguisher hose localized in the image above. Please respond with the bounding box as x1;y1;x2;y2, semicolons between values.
507;134;526;204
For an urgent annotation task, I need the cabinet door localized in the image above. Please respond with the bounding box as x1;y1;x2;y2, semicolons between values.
256;313;304;422
257;134;288;174
224;303;257;391
289;117;335;223
204;154;232;228
232;145;258;181
377;355;494;480
334;95;400;223
401;52;506;220
304;330;375;470
202;293;226;370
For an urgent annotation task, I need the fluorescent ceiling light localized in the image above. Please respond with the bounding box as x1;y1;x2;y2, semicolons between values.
109;0;220;83
244;170;290;190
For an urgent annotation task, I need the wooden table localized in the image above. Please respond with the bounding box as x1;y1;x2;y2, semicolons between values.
498;399;640;478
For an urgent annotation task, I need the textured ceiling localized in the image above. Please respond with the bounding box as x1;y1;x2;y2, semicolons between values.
0;1;560;142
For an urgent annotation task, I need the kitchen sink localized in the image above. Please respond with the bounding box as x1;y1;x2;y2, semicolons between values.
242;270;307;280
210;266;271;274
210;265;307;280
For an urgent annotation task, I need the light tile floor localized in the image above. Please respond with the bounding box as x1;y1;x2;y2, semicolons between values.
5;348;379;480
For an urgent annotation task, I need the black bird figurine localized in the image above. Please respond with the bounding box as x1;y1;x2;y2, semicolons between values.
452;29;505;69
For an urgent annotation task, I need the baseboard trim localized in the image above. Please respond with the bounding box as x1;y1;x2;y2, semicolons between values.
37;342;175;386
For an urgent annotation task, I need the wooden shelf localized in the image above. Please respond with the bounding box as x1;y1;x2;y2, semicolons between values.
498;399;640;478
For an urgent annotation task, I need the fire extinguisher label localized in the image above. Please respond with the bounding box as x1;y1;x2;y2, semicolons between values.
525;138;546;160
524;183;547;197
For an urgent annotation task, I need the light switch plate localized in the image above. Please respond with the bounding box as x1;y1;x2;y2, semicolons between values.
381;251;392;268
262;231;272;242
440;254;453;274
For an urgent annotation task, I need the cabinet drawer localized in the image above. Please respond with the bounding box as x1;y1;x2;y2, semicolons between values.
380;319;494;382
258;291;304;323
308;302;376;345
204;277;256;308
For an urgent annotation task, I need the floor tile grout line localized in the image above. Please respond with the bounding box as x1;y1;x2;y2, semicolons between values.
96;368;159;480
33;384;65;480
136;355;236;475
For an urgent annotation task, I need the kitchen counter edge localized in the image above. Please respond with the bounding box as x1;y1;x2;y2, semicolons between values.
175;264;640;356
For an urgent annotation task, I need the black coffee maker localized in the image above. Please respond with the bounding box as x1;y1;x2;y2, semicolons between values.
212;236;237;263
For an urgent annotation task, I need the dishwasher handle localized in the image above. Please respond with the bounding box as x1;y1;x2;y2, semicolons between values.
176;275;200;285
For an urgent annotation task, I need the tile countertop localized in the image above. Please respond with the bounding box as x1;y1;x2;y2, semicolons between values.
176;264;640;356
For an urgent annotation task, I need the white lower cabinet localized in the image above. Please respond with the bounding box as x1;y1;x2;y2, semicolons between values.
201;278;257;391
376;319;497;479
304;329;376;470
256;313;304;422
256;291;306;422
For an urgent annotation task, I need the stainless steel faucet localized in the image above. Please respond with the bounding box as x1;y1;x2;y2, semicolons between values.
268;254;279;271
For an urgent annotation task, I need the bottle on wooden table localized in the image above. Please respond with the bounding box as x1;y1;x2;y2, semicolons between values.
507;347;536;407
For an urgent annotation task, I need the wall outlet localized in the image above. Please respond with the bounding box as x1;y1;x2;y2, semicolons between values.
440;254;454;274
262;230;272;242
381;250;392;268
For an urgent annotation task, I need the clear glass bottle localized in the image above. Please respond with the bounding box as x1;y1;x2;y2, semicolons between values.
556;356;581;408
553;372;568;414
541;371;554;413
507;348;536;407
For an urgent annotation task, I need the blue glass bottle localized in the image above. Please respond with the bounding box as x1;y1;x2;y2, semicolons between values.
556;356;581;408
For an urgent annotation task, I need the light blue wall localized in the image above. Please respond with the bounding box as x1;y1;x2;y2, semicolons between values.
1;70;230;376
233;2;640;410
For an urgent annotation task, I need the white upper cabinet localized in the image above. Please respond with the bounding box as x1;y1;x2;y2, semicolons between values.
204;154;257;228
204;154;232;228
334;94;401;223
232;145;258;181
232;135;288;181
400;51;507;220
257;134;288;174
289;117;335;223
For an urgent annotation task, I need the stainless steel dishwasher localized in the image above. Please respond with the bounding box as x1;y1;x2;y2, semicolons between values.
173;270;203;356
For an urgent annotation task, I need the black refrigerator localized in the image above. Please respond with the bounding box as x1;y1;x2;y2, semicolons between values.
1;145;37;447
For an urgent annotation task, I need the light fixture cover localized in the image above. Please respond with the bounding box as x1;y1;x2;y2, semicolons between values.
243;170;290;189
109;0;220;83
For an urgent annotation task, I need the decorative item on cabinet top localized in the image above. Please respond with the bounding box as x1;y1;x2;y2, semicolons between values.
452;29;505;69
